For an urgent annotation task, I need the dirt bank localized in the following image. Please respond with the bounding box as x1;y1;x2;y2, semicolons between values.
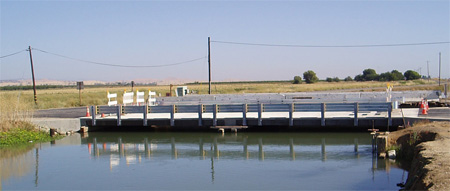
388;121;450;190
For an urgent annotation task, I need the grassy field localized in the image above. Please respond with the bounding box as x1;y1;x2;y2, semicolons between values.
0;79;443;111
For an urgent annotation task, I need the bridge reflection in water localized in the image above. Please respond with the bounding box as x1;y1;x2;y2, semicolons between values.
82;132;400;176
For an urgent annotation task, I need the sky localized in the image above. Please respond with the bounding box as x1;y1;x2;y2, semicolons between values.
1;0;449;83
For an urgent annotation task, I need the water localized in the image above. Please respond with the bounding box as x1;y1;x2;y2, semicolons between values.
1;132;406;190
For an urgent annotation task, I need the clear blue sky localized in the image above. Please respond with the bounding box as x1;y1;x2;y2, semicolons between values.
1;0;449;82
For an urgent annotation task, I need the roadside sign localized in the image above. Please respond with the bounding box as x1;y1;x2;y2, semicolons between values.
77;81;84;90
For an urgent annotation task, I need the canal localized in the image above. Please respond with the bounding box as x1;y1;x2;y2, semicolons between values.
1;132;406;190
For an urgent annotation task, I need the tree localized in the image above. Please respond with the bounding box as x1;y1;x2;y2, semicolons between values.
333;77;340;82
303;70;319;84
354;74;364;81
404;70;421;80
344;76;353;81
293;76;302;84
326;77;333;82
362;68;379;81
379;72;392;81
390;70;404;81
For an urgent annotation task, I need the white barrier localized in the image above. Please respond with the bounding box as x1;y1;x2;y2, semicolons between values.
148;90;157;106
107;91;118;106
136;90;145;106
123;91;134;106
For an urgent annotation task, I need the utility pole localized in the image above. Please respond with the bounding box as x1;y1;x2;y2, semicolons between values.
208;37;211;95
427;61;430;81
438;52;441;86
28;46;37;105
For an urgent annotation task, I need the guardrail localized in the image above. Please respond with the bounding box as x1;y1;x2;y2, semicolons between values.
90;102;392;127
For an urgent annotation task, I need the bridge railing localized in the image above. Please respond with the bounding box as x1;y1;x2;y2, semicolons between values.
90;102;392;127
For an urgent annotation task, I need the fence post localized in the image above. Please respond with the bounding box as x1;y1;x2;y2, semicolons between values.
143;105;148;126
242;104;247;126
258;103;263;126
321;103;326;126
117;105;122;126
213;104;217;127
354;103;359;127
170;105;175;126
289;103;294;127
91;106;96;126
198;104;203;126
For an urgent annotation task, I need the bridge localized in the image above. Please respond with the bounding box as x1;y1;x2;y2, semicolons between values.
80;102;419;131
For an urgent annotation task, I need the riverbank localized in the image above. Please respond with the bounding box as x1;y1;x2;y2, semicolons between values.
388;121;450;190
0;121;56;146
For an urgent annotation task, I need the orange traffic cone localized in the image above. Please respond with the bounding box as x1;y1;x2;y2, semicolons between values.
101;113;105;118
85;106;91;117
421;104;428;115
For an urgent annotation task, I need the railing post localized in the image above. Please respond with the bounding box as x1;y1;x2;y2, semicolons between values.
242;104;247;126
117;105;122;126
354;102;359;127
321;103;326;126
170;105;175;126
198;104;203;126
258;103;263;126
91;106;96;126
289;103;294;127
213;104;217;127
143;105;148;126
388;102;392;127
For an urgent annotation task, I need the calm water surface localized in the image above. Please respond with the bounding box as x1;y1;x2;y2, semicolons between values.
1;132;406;190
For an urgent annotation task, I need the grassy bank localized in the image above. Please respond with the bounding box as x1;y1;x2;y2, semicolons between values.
0;92;56;146
0;79;440;110
0;122;55;146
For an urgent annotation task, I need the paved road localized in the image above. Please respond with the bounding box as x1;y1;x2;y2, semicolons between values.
425;108;450;119
33;107;87;118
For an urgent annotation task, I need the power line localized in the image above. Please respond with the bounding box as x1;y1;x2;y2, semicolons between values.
32;48;206;68
0;49;27;59
211;40;450;48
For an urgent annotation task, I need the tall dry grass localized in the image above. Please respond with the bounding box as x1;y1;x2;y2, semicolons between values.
0;92;34;132
0;79;440;111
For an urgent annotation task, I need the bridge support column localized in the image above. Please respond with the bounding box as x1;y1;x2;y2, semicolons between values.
143;105;148;126
258;104;263;126
170;105;175;126
91;106;96;126
117;105;122;126
242;104;247;126
213;104;218;127
354;103;359;127
321;103;326;127
388;103;392;127
198;104;203;126
289;103;294;127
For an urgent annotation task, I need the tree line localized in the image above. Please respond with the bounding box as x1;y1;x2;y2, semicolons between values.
293;69;422;84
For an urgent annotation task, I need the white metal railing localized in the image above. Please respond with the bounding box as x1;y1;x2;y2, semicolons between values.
91;102;393;127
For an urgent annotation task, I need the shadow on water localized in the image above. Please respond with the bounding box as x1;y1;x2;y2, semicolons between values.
0;145;36;189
